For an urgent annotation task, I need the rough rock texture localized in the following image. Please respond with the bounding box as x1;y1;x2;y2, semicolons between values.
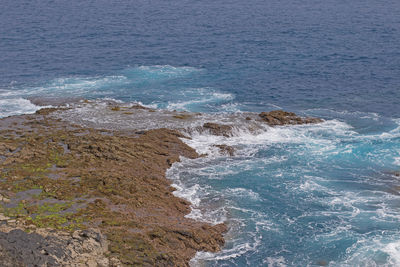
0;112;226;266
201;122;233;137
259;110;323;126
0;226;110;267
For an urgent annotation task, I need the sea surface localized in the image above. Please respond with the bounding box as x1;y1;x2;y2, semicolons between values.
1;0;400;266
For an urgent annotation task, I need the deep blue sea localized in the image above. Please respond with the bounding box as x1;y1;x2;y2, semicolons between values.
1;0;400;266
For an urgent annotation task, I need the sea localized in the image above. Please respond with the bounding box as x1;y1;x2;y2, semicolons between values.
1;0;400;266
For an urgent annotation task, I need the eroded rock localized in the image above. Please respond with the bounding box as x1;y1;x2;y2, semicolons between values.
0;113;227;266
0;228;109;267
259;110;323;126
202;122;233;137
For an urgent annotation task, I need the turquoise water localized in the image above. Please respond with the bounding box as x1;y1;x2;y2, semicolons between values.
169;116;400;266
1;0;400;266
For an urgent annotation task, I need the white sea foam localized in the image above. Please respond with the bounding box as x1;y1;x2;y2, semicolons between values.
224;188;260;201
166;92;234;111
263;256;287;267
27;75;128;97
338;235;400;267
305;108;381;120
32;98;400;265
0;98;50;118
382;240;400;266
163;116;364;266
182;119;355;160
394;157;400;166
167;158;227;224
136;65;201;76
172;183;202;206
192;233;262;263
163;87;235;111
0;88;23;97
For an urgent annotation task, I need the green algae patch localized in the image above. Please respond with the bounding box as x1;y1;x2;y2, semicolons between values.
2;202;27;218
49;150;68;168
26;202;72;214
107;231;163;266
20;163;51;178
28;214;69;229
26;213;85;231
110;106;121;111
1;200;85;231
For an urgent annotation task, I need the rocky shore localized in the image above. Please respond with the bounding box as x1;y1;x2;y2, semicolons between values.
0;103;323;266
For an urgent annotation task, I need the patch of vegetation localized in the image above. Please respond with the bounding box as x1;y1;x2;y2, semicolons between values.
25;202;71;214
107;230;162;266
110;106;121;111
3;202;27;218
2;200;85;231
20;163;51;177
49;150;68;168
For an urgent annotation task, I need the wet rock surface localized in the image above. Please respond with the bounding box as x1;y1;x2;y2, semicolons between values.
0;111;227;266
259;110;323;126
201;122;233;137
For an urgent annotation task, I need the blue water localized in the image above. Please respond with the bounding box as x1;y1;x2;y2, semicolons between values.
1;0;400;266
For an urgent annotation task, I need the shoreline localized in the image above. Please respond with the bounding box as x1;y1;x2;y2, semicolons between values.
0;102;323;266
0;108;228;266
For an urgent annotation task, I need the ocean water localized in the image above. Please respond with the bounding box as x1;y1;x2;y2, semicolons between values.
1;0;400;266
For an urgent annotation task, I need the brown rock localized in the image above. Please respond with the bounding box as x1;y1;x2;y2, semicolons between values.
0;113;227;266
259;110;323;126
202;122;233;137
35;108;61;115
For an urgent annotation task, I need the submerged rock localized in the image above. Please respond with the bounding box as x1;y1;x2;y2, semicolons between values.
214;144;235;156
259;110;323;126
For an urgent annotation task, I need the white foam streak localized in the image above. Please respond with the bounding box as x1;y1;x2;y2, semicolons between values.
137;65;200;76
183;119;354;159
382;240;400;266
224;188;260;201
263;256;287;267
0;98;50;117
340;236;400;267
166;92;234;111
192;233;262;263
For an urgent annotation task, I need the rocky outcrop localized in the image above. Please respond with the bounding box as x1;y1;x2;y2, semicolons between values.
214;144;235;156
259;110;323;126
0;113;226;266
0;227;110;267
201;122;233;137
0;105;323;266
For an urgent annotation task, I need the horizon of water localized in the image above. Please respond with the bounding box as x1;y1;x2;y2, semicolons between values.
1;0;400;266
